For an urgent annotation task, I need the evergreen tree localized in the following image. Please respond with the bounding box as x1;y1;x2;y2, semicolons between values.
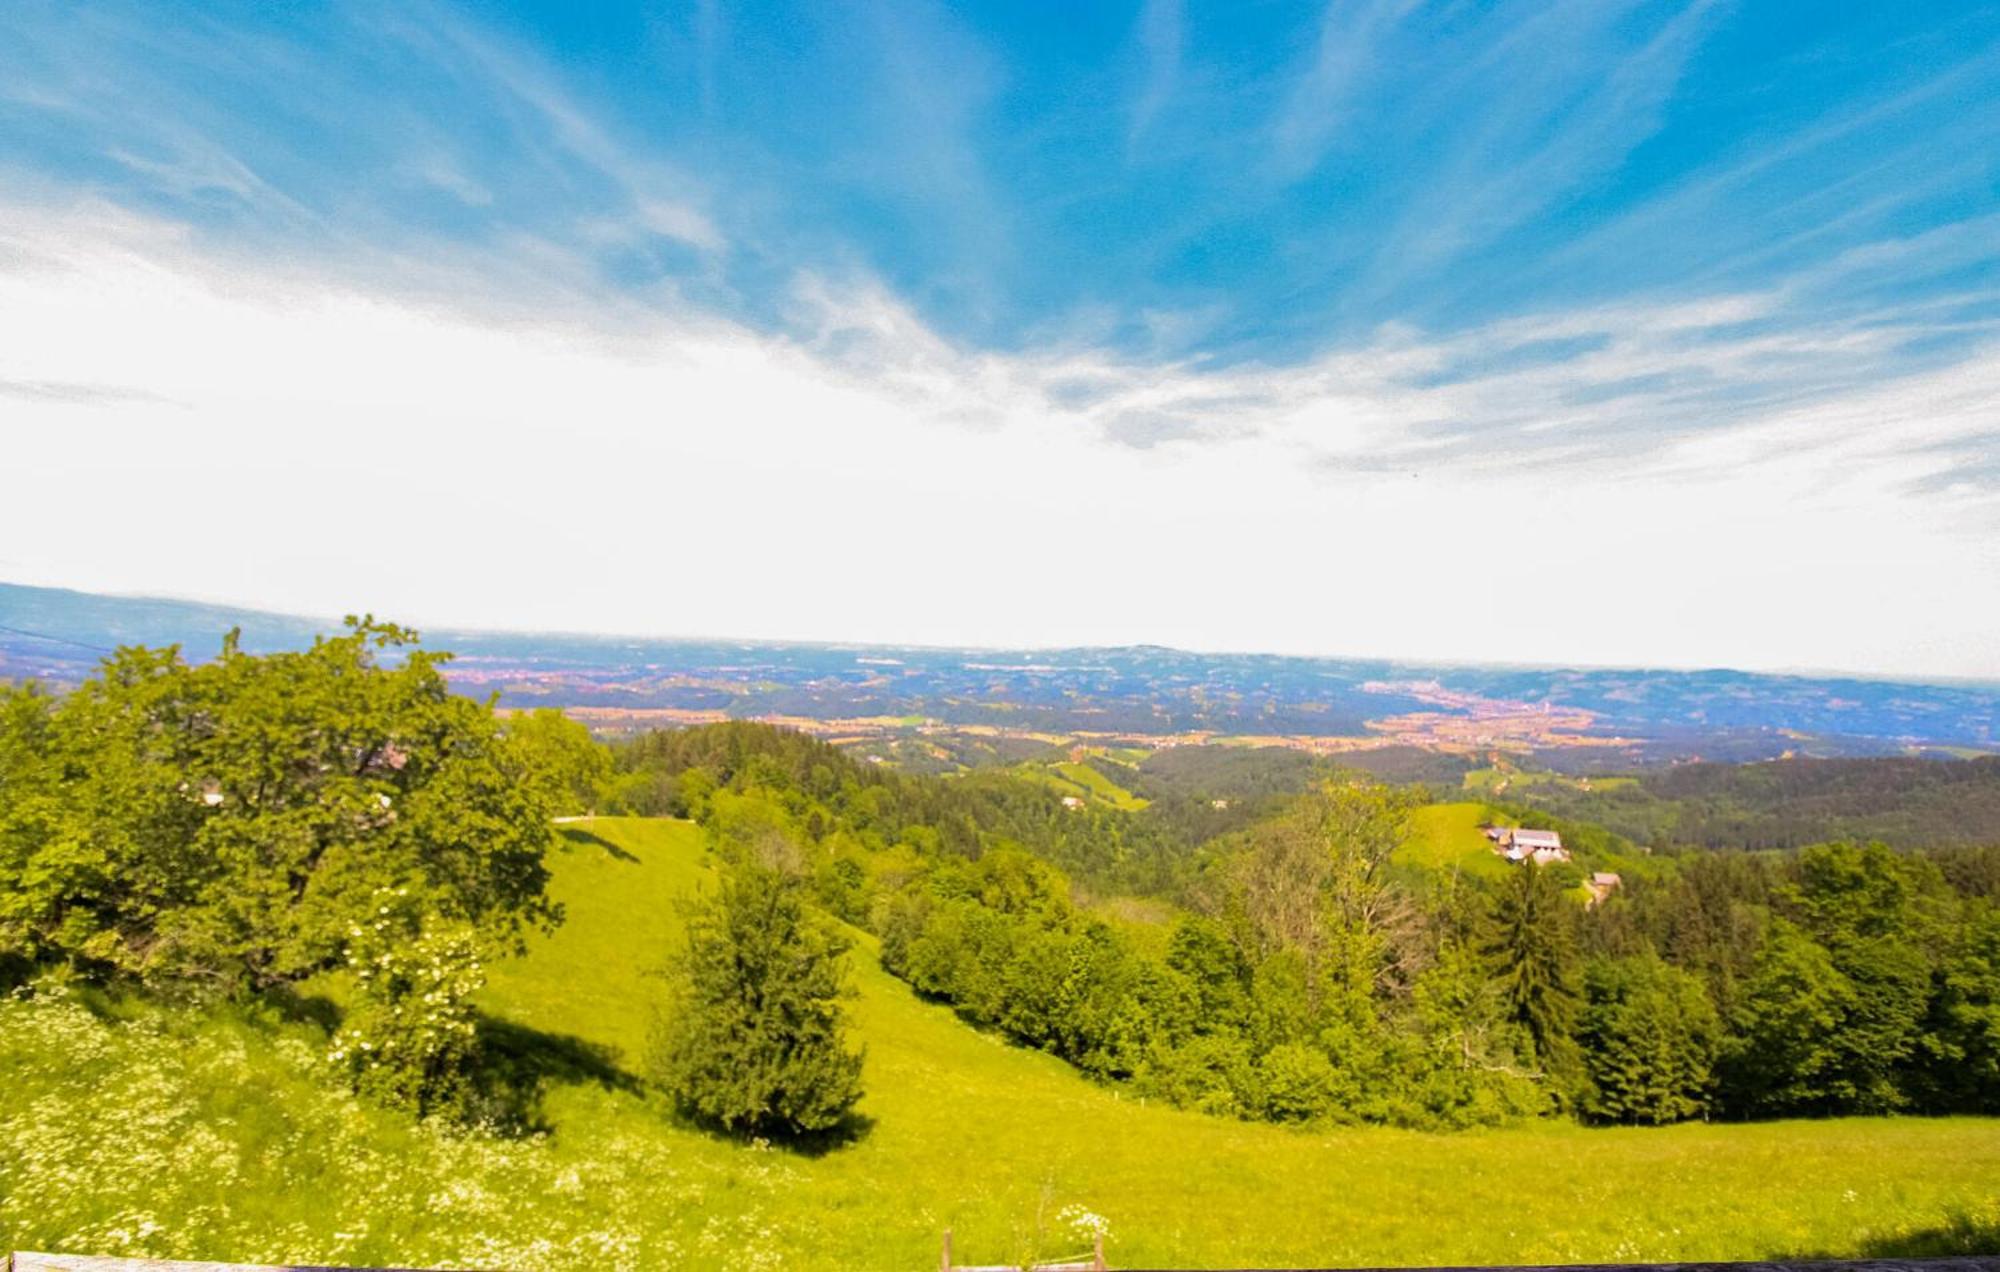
653;859;864;1139
1487;863;1584;1094
1578;953;1720;1124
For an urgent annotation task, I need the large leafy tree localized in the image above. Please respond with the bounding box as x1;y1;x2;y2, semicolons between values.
1719;918;1855;1114
652;857;864;1139
1222;783;1417;997
504;707;611;815
0;620;558;990
1725;843;1937;1115
1917;904;2000;1111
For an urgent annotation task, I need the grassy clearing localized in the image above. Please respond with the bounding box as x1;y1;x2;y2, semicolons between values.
1009;760;1150;811
1052;760;1149;810
1397;802;1512;880
1465;768;1638;796
7;816;2000;1270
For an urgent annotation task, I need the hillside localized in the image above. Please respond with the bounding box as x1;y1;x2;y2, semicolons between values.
7;816;2000;1269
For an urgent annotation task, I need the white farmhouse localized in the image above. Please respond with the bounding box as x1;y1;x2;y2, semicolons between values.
1495;827;1569;865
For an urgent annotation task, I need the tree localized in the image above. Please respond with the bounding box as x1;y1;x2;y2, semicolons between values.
1720;918;1855;1115
1578;954;1720;1124
1224;783;1416;991
0;620;558;991
1166;917;1251;1036
652;859;864;1139
1917;904;2000;1111
1405;939;1549;1128
504;708;611;815
1752;843;1936;1113
1486;862;1584;1096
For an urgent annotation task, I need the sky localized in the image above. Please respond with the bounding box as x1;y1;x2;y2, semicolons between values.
2;1;1998;678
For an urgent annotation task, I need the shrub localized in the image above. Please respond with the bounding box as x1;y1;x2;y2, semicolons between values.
650;860;864;1139
329;905;485;1119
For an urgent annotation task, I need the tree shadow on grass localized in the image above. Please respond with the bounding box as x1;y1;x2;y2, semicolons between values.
556;824;639;862
662;1103;878;1159
1790;1208;2000;1259
468;1013;643;1135
260;984;343;1033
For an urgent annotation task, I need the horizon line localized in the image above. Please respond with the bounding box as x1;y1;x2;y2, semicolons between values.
6;578;1999;694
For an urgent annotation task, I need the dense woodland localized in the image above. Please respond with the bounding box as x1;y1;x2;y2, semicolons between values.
1503;755;2000;851
603;724;2000;1129
5;630;2000;1142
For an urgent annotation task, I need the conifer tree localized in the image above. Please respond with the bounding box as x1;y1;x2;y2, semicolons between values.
1487;862;1584;1094
653;858;864;1139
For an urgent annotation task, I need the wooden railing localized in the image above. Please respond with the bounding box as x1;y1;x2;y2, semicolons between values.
8;1257;457;1272
944;1227;1109;1270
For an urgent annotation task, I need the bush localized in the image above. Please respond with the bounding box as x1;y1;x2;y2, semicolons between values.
650;860;864;1139
1257;1043;1340;1121
329;905;485;1119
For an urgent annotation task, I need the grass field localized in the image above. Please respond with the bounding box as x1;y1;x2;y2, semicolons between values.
1052;760;1150;810
1464;768;1639;796
6;816;2000;1270
1396;801;1513;880
1011;759;1150;811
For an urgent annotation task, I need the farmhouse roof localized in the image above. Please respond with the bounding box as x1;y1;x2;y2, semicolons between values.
1509;828;1563;848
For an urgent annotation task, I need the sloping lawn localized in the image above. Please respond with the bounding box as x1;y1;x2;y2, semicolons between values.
5;817;1999;1270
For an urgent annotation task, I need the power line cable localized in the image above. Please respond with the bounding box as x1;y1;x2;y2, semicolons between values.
0;622;116;653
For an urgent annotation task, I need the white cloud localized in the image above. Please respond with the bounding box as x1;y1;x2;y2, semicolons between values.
1;197;1996;678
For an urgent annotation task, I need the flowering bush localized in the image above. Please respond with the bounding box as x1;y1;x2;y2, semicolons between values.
1058;1203;1111;1242
329;905;485;1118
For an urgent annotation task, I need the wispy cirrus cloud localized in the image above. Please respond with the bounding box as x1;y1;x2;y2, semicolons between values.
3;197;1995;676
1125;0;1184;151
1;0;1997;674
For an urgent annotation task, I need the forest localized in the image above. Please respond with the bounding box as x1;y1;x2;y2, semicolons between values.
1499;755;2000;851
600;722;2000;1129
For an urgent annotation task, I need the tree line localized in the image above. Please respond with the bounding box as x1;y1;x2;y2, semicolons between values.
1500;755;2000;852
620;724;2000;1129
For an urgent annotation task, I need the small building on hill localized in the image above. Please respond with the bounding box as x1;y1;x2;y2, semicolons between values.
1587;871;1622;905
1493;827;1569;865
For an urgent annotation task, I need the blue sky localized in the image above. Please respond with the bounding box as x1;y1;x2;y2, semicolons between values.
2;1;1998;675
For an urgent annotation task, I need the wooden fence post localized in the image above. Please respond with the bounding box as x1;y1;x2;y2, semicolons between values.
1092;1232;1105;1271
939;1228;952;1272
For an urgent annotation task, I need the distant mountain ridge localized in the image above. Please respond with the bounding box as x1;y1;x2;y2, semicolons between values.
3;581;1995;764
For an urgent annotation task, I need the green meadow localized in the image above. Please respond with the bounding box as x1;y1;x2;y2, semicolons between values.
1464;768;1639;796
1011;759;1151;811
5;816;1999;1270
1395;801;1512;879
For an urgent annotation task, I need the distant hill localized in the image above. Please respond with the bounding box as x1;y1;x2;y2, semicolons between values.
0;581;326;667
5;579;1997;762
